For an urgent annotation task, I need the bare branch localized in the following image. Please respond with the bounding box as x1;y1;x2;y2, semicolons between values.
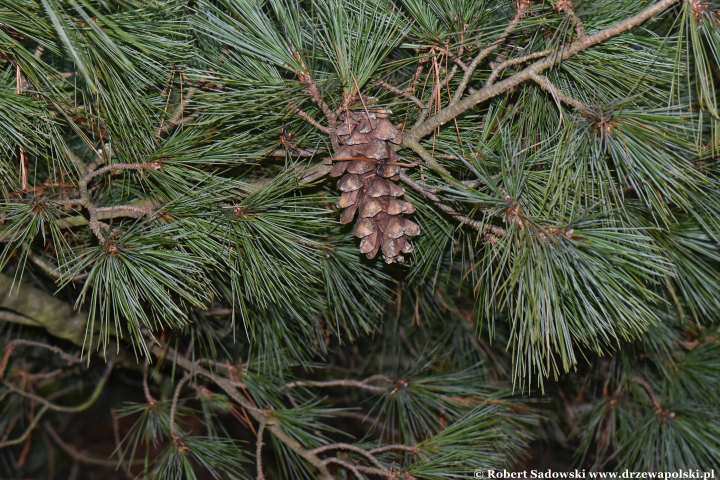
0;339;81;376
16;64;29;192
95;204;155;220
325;458;364;479
325;459;394;479
156;87;197;137
0;405;50;449
169;372;193;450
310;443;385;470
369;444;418;455
142;363;157;406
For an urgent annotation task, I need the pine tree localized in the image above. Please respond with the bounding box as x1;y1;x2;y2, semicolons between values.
1;0;719;478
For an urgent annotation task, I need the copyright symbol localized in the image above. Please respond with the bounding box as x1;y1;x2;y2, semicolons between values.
474;471;485;479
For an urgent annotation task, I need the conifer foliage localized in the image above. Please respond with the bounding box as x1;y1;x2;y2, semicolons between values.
0;0;719;478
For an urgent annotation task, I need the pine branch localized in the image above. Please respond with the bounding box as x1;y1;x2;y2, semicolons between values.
406;0;681;143
159;345;336;479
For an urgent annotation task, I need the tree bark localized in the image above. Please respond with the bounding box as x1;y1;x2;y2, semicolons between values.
1;273;85;346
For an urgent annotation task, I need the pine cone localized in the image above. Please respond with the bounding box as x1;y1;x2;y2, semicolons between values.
330;109;420;264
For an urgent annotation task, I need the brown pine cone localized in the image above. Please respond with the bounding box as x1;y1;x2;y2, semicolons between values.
330;109;420;264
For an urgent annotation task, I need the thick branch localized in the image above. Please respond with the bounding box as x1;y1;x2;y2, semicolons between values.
0;274;86;345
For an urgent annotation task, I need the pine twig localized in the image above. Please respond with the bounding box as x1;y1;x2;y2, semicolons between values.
399;172;504;235
0;405;50;449
290;105;332;134
169;373;193;451
297;69;337;129
324;459;394;479
0;339;81;377
16;63;29;192
529;72;594;117
311;443;385;470
486;49;551;85
286;378;388;394
44;423;123;468
630;376;675;419
369;444;418;455
156;87;197;137
556;0;587;38
376;80;426;109
85;162;162;182
142;363;157;406
256;420;267;480
452;3;529;102
2;362;113;413
324;458;364;479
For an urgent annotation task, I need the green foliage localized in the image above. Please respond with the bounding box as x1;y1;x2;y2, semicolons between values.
1;0;719;477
